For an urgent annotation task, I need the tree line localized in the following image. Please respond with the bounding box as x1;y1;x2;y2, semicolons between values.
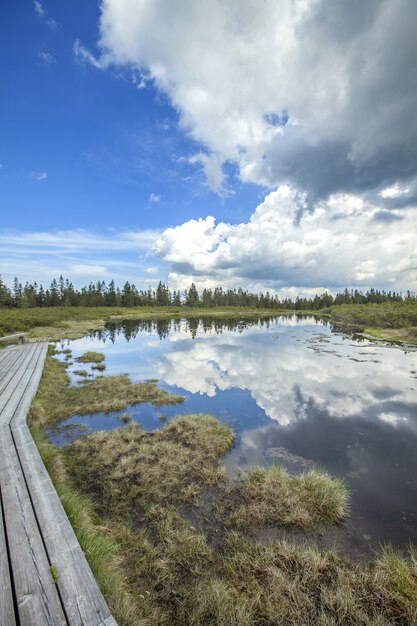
0;275;414;310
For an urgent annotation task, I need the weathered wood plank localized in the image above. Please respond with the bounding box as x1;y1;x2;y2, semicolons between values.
13;423;113;626
0;344;35;391
0;344;40;423
98;617;119;626
0;341;117;625
0;491;16;626
0;427;67;625
0;332;28;343
0;345;27;386
11;343;48;428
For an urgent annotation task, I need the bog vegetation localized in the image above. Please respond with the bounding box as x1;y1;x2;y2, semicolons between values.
28;350;417;625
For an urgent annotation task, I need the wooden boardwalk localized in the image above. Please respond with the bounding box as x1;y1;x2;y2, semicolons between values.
0;343;117;626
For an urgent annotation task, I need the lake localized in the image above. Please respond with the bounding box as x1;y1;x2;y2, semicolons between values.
48;315;417;555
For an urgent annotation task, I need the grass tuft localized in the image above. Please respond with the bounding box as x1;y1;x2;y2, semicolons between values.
224;464;349;529
76;351;105;363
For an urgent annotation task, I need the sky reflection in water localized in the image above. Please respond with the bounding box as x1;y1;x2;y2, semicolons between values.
48;316;417;551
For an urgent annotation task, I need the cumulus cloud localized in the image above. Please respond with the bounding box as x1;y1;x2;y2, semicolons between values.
149;192;161;203
154;186;417;292
97;0;417;200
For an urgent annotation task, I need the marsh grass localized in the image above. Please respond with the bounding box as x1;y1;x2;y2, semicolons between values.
62;415;417;625
66;415;235;516
73;369;89;377
76;351;105;363
29;350;184;427
120;412;133;424
224;465;349;529
29;346;417;624
31;427;141;625
92;363;106;371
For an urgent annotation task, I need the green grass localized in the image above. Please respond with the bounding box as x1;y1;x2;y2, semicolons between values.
326;301;417;343
29;349;184;427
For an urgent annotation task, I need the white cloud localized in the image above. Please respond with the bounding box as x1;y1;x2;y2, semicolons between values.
33;1;44;17
189;152;226;194
38;47;55;66
145;266;159;274
97;0;417;198
30;171;47;181
149;192;161;203
34;1;58;29
73;39;107;70
0;228;162;287
72;264;107;276
154;186;417;292
380;183;410;199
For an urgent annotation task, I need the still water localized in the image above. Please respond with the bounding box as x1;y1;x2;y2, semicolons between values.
48;316;417;553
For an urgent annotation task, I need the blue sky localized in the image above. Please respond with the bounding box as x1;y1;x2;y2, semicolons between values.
1;1;416;295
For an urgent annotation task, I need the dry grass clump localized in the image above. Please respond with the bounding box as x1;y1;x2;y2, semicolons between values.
29;351;184;427
114;517;417;625
225;465;349;529
65;414;235;515
76;350;105;363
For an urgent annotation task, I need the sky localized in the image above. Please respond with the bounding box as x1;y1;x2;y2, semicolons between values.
1;0;416;296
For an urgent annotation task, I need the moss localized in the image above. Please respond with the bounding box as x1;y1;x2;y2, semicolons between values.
50;564;59;584
29;350;184;427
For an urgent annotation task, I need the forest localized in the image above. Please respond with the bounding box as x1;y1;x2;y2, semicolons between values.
0;275;414;311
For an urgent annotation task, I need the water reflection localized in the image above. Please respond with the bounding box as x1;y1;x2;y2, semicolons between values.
50;316;417;550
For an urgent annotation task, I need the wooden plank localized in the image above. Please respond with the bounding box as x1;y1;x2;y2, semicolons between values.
0;491;16;626
13;423;113;626
0;332;28;343
0;340;117;625
98;617;119;626
0;345;26;386
11;343;48;428
0;427;67;625
0;345;35;399
0;345;39;423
